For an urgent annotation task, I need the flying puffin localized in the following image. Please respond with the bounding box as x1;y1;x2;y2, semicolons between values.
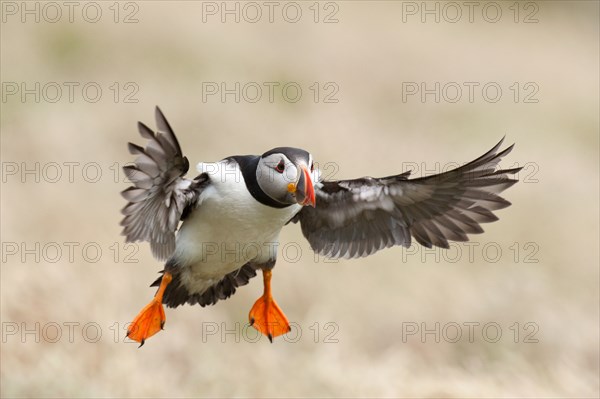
122;107;521;346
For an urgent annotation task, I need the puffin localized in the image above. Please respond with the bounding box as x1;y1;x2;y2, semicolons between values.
122;107;521;346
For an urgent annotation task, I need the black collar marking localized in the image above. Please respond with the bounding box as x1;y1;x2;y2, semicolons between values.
227;155;291;209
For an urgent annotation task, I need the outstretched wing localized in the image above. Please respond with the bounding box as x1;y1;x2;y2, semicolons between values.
120;107;209;261
293;138;521;259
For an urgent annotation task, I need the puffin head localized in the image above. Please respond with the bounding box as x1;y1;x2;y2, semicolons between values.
256;147;317;207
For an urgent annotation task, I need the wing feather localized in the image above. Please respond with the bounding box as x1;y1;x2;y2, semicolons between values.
295;138;521;258
120;107;209;261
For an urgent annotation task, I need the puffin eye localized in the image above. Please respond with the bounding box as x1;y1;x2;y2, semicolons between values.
275;160;285;173
310;162;314;172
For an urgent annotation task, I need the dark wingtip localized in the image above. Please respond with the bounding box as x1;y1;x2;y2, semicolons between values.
497;135;506;148
155;106;164;121
137;121;155;140
496;142;516;159
153;106;182;154
127;142;145;155
155;106;170;132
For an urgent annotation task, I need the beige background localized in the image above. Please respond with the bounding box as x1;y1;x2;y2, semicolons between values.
1;1;598;397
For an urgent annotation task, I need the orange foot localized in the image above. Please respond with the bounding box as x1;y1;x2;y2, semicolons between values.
249;269;291;342
127;272;172;347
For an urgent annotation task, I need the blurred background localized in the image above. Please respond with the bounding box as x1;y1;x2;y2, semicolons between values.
1;1;598;397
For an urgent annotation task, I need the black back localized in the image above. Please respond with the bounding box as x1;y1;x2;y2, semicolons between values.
262;147;310;165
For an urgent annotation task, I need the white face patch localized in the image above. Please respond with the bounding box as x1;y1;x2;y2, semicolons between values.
255;150;316;205
258;154;297;184
256;154;298;204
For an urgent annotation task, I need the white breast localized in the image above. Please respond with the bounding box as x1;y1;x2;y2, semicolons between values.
172;160;301;294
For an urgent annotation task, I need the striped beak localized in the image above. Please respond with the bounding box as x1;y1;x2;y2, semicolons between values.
291;165;316;207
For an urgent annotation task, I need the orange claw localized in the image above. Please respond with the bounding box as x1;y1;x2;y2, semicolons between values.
127;272;172;347
249;269;291;342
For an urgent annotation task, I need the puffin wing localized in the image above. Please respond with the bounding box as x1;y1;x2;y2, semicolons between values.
293;138;521;258
120;107;208;261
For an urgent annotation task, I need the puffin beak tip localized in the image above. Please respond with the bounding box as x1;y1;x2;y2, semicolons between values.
296;166;316;207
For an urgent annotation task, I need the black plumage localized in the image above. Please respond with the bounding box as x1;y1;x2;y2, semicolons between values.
121;107;521;309
292;139;521;258
151;262;258;308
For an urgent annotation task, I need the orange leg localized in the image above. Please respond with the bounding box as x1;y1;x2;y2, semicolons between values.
249;269;291;342
127;272;172;347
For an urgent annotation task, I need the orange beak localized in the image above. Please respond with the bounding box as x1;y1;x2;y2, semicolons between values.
291;165;316;207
